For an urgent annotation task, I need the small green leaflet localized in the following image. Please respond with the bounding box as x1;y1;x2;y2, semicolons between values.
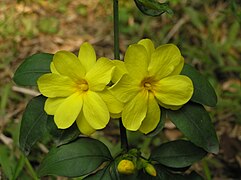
181;64;217;107
46;115;80;146
150;140;207;168
134;0;173;17
84;161;119;180
13;53;53;86
19;95;48;155
167;102;219;154
38;138;113;178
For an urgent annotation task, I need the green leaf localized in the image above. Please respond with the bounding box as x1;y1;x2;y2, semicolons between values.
12;154;25;180
84;161;119;180
19;95;48;155
119;173;139;180
46;115;80;146
147;107;166;137
163;166;190;173
134;0;173;17
138;165;203;180
181;64;217;107
150;140;207;168
13;53;53;86
167;102;219;154
38;137;113;178
0;145;15;179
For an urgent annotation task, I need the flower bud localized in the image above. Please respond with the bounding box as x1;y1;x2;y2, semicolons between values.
117;159;135;175
145;163;157;177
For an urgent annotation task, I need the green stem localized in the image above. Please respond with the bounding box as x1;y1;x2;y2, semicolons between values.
113;0;128;151
113;0;120;60
24;157;38;180
202;159;212;180
119;117;128;151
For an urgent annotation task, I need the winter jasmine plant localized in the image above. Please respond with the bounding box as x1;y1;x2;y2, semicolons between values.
13;0;219;179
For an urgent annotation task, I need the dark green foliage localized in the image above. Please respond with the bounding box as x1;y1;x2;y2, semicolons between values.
181;64;217;107
46;115;80;146
85;161;119;180
13;53;53;86
167;102;219;154
139;167;203;180
37;138;113;178
134;0;173;16
150;140;207;168
19;95;48;155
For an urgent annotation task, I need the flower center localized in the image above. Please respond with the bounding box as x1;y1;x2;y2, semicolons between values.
77;79;89;92
141;77;156;92
144;82;152;90
79;83;89;91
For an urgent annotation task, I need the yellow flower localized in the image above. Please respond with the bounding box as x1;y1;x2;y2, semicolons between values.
110;39;194;134
37;42;122;135
117;159;135;175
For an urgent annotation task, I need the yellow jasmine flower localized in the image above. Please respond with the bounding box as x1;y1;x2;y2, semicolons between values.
117;159;135;175
110;39;194;134
37;42;122;135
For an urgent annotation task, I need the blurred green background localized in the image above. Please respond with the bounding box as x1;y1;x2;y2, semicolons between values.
0;0;240;179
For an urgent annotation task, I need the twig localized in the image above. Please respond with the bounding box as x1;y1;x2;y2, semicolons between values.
37;142;49;154
164;16;189;43
12;86;40;96
0;133;13;149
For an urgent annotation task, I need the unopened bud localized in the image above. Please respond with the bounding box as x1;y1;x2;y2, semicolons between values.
117;159;135;175
145;163;157;177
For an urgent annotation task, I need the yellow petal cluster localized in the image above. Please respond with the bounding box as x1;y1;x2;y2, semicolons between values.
37;42;122;135
117;159;135;175
110;39;194;134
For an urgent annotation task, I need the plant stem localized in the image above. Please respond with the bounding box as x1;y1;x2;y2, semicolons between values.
113;0;128;151
113;0;120;60
119;117;128;151
24;157;38;180
202;159;212;180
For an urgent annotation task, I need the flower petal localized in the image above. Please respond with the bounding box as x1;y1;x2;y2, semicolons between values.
122;90;148;131
138;39;155;59
169;56;184;76
124;44;148;80
53;51;85;81
112;60;128;83
37;73;76;98
50;62;59;74
110;113;121;119
78;42;96;72
83;91;110;129
76;111;95;135
54;92;83;129
109;74;140;103
44;97;65;115
98;88;123;115
139;93;161;134
85;57;115;91
148;44;182;79
157;101;182;110
154;75;193;106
